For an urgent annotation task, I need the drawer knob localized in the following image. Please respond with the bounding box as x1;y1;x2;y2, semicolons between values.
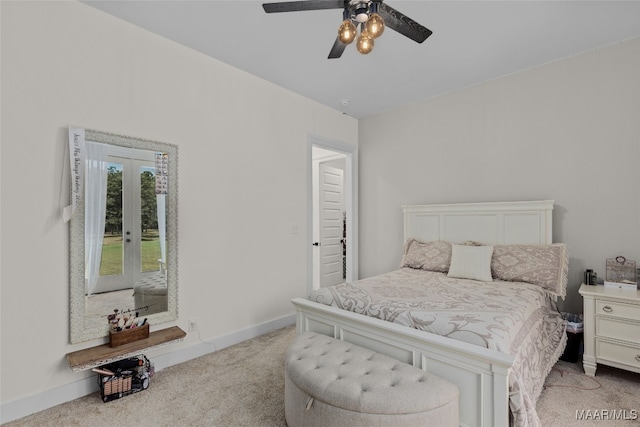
636;355;640;363
602;305;613;313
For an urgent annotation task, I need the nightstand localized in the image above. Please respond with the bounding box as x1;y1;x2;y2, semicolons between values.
578;284;640;376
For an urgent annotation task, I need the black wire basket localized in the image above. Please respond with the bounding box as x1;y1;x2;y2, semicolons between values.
97;355;152;402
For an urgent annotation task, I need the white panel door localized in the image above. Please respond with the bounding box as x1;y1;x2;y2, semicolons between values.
319;164;344;287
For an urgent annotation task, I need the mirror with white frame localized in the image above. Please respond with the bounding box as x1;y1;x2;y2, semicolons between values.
70;129;178;343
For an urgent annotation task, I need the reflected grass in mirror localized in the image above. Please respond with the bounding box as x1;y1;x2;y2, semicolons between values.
99;231;161;275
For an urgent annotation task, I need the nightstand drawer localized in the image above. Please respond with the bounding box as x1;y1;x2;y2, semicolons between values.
596;317;639;342
596;339;640;369
596;300;640;321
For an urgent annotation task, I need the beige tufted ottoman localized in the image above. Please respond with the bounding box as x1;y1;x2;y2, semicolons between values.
133;278;167;316
285;332;459;427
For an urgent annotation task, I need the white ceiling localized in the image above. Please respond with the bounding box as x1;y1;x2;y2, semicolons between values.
85;1;640;119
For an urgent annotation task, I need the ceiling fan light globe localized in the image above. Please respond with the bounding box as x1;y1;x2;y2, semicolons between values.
365;13;384;38
338;20;357;44
356;31;374;54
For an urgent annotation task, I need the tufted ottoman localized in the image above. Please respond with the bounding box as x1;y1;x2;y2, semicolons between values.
285;332;459;427
133;274;168;316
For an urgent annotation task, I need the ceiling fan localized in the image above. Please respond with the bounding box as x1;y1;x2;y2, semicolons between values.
262;0;432;58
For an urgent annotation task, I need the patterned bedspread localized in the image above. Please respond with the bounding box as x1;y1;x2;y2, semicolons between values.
309;267;567;427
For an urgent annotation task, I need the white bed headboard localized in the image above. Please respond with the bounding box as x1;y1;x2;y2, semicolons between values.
403;200;554;245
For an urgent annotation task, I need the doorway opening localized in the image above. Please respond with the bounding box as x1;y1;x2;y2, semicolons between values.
308;137;358;293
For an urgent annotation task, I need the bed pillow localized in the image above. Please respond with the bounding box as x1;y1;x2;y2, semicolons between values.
447;244;494;282
401;239;452;273
491;244;569;297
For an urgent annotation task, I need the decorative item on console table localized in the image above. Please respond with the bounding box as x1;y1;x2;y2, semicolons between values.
578;283;640;376
605;256;637;290
109;323;150;347
584;269;597;285
108;309;150;347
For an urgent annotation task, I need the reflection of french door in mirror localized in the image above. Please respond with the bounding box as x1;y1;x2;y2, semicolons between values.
91;155;161;294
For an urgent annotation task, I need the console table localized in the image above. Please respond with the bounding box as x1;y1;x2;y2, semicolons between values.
66;326;186;372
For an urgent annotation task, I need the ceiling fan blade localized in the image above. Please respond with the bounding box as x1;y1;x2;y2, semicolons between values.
378;3;432;43
263;1;345;13
328;37;347;59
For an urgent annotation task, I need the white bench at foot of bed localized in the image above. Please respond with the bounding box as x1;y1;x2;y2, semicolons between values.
293;297;513;427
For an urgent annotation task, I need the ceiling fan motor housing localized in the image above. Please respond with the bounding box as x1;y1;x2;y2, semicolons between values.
347;1;377;23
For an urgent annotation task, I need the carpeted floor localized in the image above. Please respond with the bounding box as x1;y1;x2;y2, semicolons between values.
4;325;639;426
4;326;295;427
537;360;639;426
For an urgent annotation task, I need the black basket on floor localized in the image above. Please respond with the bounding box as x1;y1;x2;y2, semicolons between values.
97;355;151;402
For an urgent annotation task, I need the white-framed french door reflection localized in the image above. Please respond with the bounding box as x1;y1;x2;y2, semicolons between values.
89;152;163;295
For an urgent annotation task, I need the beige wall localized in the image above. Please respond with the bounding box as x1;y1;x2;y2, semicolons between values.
358;37;640;314
0;0;357;411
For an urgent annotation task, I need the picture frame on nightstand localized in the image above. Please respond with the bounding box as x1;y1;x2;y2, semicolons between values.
604;256;637;290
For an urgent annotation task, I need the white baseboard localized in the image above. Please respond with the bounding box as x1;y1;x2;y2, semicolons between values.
0;314;295;424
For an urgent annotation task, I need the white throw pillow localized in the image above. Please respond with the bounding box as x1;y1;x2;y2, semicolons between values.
447;244;494;282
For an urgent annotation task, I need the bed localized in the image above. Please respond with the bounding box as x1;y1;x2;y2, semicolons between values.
293;200;568;427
